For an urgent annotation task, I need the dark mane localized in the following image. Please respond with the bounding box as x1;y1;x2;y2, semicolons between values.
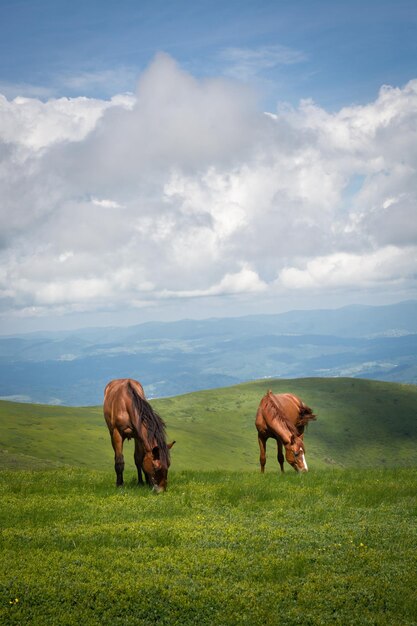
127;382;169;466
297;402;317;428
264;391;299;437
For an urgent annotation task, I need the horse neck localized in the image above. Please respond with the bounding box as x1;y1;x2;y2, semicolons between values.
128;382;169;466
263;393;295;445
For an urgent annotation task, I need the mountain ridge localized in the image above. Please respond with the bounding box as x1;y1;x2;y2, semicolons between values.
0;300;416;405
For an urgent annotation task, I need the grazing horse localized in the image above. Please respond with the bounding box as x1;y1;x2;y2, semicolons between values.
255;391;316;473
103;378;175;492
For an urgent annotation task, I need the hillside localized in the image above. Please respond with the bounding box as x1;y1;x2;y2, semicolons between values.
0;300;416;405
1;378;416;472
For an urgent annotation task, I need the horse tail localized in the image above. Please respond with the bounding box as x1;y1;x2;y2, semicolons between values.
127;381;170;466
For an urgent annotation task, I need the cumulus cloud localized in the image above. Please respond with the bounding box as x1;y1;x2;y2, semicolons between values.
278;246;416;290
0;54;416;326
160;265;267;299
0;92;134;150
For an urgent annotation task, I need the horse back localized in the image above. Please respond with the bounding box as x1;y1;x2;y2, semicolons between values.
273;393;302;423
103;378;145;434
255;393;295;433
275;393;316;430
255;393;295;445
256;392;314;438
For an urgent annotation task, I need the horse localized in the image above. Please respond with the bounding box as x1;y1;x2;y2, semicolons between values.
255;390;316;474
103;378;175;492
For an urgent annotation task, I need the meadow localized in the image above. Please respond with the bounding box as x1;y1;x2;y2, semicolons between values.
1;377;416;471
1;468;416;625
1;378;416;624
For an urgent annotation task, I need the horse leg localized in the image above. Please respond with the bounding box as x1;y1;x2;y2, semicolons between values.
134;439;145;486
111;430;125;487
258;435;267;473
277;439;285;473
144;470;152;486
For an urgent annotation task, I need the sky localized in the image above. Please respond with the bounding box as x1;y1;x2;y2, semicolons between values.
0;0;416;334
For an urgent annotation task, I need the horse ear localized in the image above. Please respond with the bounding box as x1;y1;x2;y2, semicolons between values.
168;440;176;449
152;446;160;460
290;434;296;445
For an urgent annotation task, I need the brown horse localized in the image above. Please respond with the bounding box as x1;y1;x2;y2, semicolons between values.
255;391;316;473
103;378;175;492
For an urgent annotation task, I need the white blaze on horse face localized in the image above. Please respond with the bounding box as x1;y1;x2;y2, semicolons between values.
300;452;308;472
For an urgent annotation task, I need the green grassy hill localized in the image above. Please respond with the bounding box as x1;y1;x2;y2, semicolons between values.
0;377;416;472
1;377;417;625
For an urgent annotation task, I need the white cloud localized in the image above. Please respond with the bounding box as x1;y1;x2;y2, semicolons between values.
160;265;267;299
58;251;74;263
0;54;416;326
278;246;416;290
91;197;124;209
35;278;111;305
0;92;135;150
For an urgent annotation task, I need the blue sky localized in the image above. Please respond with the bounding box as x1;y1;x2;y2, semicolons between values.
0;1;416;333
1;0;415;108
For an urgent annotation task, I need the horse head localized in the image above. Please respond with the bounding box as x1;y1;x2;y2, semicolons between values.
285;435;308;473
142;441;176;493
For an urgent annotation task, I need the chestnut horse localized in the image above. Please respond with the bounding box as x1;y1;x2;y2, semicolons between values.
255;391;316;473
103;378;175;492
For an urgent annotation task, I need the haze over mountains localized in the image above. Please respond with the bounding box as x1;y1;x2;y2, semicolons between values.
0;300;416;406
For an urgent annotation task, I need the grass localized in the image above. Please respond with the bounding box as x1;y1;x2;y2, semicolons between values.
1;467;416;625
0;377;416;623
0;377;416;472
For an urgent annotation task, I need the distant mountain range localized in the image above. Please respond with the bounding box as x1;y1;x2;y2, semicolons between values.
0;300;416;405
